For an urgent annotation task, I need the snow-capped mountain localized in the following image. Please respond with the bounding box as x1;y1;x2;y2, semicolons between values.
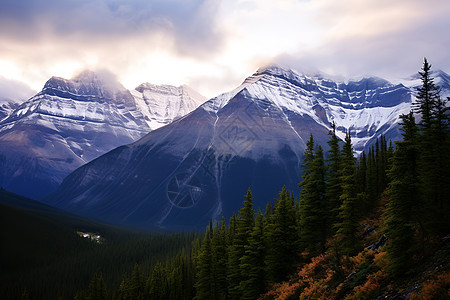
0;77;35;121
46;65;430;230
0;70;205;199
403;69;450;100
132;83;206;130
0;99;21;122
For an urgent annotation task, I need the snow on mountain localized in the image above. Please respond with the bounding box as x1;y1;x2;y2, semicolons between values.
403;69;450;100
0;70;205;199
46;65;420;230
131;83;206;130
0;77;35;121
204;65;411;153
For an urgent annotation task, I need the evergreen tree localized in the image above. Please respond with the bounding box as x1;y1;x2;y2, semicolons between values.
240;210;266;300
299;143;327;255
147;262;167;300
87;271;108;300
431;95;450;233
365;147;377;205
227;189;255;299
334;131;360;255
414;59;450;235
385;112;420;277
195;223;214;300
265;187;299;283
129;264;144;300
413;58;440;130
211;217;228;299
356;151;367;194
325;125;342;236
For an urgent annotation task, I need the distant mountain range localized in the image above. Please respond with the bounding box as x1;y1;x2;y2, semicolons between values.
0;70;205;199
43;66;450;229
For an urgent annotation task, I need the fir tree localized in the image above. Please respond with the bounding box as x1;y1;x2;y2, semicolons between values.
195;223;214;300
414;59;450;235
147;262;167;300
385;112;420;277
325;124;342;236
413;58;440;130
265;187;299;283
227;189;255;299
211;217;228;299
87;271;108;300
299;143;327;255
334;131;360;255
240;210;266;300
365;147;377;205
129;263;144;300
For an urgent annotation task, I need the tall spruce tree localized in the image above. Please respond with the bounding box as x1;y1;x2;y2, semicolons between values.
299;142;327;255
211;217;228;299
195;224;214;300
385;112;420;277
240;210;266;300
87;271;108;300
413;58;440;130
265;187;299;283
227;189;255;299
414;59;450;235
325;125;342;236
334;131;360;255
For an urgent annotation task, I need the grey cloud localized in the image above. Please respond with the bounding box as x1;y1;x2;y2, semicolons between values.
276;2;450;81
0;76;36;103
0;0;224;57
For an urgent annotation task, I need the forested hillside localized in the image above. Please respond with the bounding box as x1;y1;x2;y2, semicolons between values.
3;59;449;299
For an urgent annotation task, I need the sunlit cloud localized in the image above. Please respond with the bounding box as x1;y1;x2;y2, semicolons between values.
0;0;449;99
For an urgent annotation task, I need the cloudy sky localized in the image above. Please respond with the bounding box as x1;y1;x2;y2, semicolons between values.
1;0;449;98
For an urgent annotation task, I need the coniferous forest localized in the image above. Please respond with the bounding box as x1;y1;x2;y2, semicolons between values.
2;59;449;299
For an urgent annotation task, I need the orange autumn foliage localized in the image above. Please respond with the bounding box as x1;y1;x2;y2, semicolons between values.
410;271;450;300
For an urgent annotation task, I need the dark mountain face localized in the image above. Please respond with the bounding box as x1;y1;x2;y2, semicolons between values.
46;66;420;230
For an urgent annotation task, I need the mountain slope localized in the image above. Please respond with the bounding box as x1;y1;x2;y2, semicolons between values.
47;65;419;229
0;71;205;199
131;83;206;130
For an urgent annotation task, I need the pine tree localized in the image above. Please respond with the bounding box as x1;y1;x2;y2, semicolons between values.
265;187;299;283
414;59;450;235
227;189;255;299
211;217;228;299
365;146;377;205
334;131;360;255
87;271;108;300
196;223;214;300
413;58;440;130
147;262;167;300
356;151;367;194
431;95;450;233
299;142;327;255
129;263;144;300
385;112;420;277
325;125;342;236
240;210;266;300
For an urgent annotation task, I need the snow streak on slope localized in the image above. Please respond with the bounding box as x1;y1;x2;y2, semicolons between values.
131;83;206;130
203;65;412;154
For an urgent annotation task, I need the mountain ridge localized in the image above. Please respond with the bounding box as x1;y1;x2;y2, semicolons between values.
0;70;205;199
45;65;449;229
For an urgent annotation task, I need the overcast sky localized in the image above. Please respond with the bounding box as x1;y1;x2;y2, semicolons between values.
1;0;449;98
